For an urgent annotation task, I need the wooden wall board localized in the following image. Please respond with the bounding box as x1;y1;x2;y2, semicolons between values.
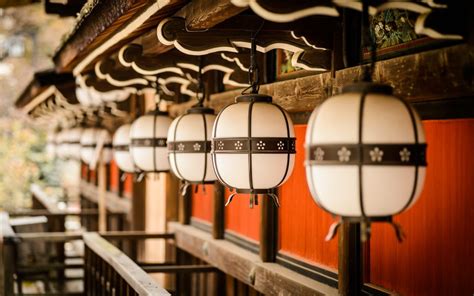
200;44;473;115
369;119;474;295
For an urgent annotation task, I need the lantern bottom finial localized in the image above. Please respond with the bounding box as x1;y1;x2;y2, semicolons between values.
325;216;406;243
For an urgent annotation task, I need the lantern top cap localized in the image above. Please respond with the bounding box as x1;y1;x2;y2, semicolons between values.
235;93;272;103
342;82;393;95
186;106;215;115
145;110;169;116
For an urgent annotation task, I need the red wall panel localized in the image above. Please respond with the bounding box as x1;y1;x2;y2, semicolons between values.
109;159;119;193
81;163;88;180
370;119;474;295
278;125;338;269
225;188;260;243
191;184;214;223
123;174;133;198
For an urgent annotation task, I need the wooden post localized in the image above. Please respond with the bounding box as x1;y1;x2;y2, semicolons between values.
338;222;362;296
1;212;16;296
179;186;192;225
260;192;278;262
98;158;107;232
212;183;225;239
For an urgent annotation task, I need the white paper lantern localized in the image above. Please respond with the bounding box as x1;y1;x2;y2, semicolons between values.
130;111;172;173
112;124;136;173
46;131;57;159
56;130;68;160
168;107;217;184
212;94;296;206
305;83;427;238
80;127;113;165
67;127;83;160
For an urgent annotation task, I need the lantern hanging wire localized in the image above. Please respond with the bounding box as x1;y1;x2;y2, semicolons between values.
130;93;145;182
323;0;407;243
180;59;209;197
223;21;283;209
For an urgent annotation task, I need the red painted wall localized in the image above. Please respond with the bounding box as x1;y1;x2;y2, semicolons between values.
370;119;474;295
123;174;133;198
109;160;119;193
278;125;338;269
191;184;214;223
225;188;260;243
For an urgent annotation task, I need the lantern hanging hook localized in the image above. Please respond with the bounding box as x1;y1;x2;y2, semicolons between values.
196;56;206;107
242;20;265;95
360;0;377;82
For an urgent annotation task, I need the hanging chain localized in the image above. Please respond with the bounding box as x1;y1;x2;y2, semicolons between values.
196;56;206;107
248;36;260;94
361;0;376;82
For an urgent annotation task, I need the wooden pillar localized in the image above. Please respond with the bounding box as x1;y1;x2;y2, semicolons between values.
338;222;362;296
259;192;278;262
98;159;107;232
212;183;225;239
131;177;146;260
179;186;192;225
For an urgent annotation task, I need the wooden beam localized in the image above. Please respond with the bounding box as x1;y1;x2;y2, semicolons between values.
212;183;225;239
138;0;247;55
169;222;337;295
175;0;247;30
143;264;218;273
168;44;473;116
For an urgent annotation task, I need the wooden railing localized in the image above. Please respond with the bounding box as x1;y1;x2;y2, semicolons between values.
0;212;18;296
84;233;170;296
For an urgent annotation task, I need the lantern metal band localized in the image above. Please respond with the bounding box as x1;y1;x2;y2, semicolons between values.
81;143;113;148
167;141;211;153
131;138;168;147
212;138;296;154
113;144;130;152
307;144;427;166
212;93;295;195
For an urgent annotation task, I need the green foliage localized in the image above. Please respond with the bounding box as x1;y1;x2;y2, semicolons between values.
0;118;58;211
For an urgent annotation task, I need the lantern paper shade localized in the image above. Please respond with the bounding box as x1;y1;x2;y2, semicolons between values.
168;107;217;183
305;83;427;219
46;131;57;159
212;94;296;194
130;111;172;173
67;128;83;160
113;124;135;173
80;128;113;165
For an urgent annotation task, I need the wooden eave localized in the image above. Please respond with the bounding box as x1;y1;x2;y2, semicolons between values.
53;0;186;74
0;0;39;8
15;70;75;109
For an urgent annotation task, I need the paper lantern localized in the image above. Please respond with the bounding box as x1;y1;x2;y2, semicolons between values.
113;124;136;173
56;130;67;160
305;82;427;240
168;107;217;185
80;128;113;165
67;127;83;160
130;111;172;173
212;93;296;207
46;131;57;159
